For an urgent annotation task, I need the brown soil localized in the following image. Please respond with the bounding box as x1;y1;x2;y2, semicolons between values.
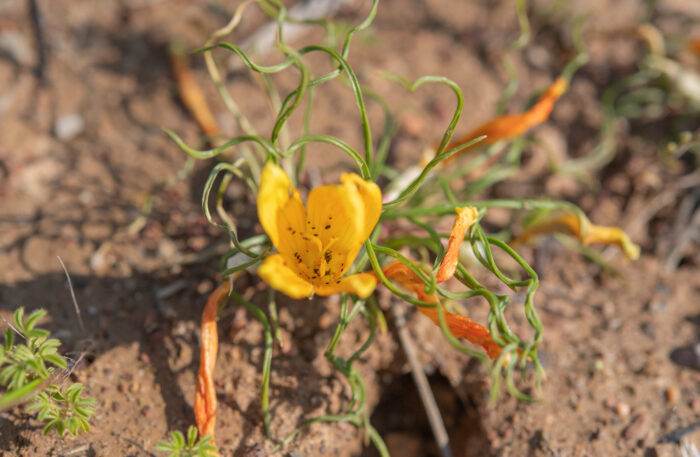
1;0;699;457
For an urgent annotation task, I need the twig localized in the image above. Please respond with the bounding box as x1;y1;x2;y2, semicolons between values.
663;191;700;273
392;302;453;457
111;431;158;457
57;256;85;335
28;0;47;85
602;169;700;261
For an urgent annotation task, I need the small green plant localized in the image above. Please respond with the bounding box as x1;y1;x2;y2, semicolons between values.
155;426;218;457
26;383;95;436
0;308;96;437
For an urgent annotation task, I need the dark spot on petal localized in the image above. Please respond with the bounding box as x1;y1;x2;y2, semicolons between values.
325;224;331;229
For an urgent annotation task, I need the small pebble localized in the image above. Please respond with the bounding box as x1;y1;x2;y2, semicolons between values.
623;412;650;442
665;386;679;405
615;402;631;418
54;114;85;141
197;280;213;294
400;113;424;137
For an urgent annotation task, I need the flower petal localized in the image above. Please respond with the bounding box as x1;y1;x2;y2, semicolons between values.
341;173;382;241
513;211;640;260
258;161;295;248
315;272;378;299
436;206;478;282
417;307;501;359
306;180;365;277
258;254;314;299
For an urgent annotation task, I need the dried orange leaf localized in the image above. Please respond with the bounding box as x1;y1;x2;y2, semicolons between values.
443;78;567;163
194;281;231;451
169;43;219;136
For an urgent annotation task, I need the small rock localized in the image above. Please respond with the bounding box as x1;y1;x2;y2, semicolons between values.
666;386;680;405
54;114;85;141
651;443;679;457
691;397;700;412
400;112;424;137
0;30;33;65
197;280;213;295
241;444;266;457
385;432;422;457
157;238;179;260
318;312;333;329
615;402;631;418
623;412;650;442
670;344;700;371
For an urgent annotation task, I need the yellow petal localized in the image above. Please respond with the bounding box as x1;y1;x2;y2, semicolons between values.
315;272;378;298
306;179;365;277
513;211;640;260
341;173;382;241
258;162;293;248
258;254;314;299
580;222;641;260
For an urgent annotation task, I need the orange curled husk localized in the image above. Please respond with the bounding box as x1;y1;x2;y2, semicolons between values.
443;77;568;163
169;43;219;136
512;211;640;260
436;206;478;283
379;261;501;359
194;281;231;451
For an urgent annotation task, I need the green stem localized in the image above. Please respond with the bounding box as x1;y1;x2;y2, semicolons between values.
229;290;274;439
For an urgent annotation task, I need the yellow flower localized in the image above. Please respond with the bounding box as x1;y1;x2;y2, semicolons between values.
257;161;381;299
513;211;640;260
